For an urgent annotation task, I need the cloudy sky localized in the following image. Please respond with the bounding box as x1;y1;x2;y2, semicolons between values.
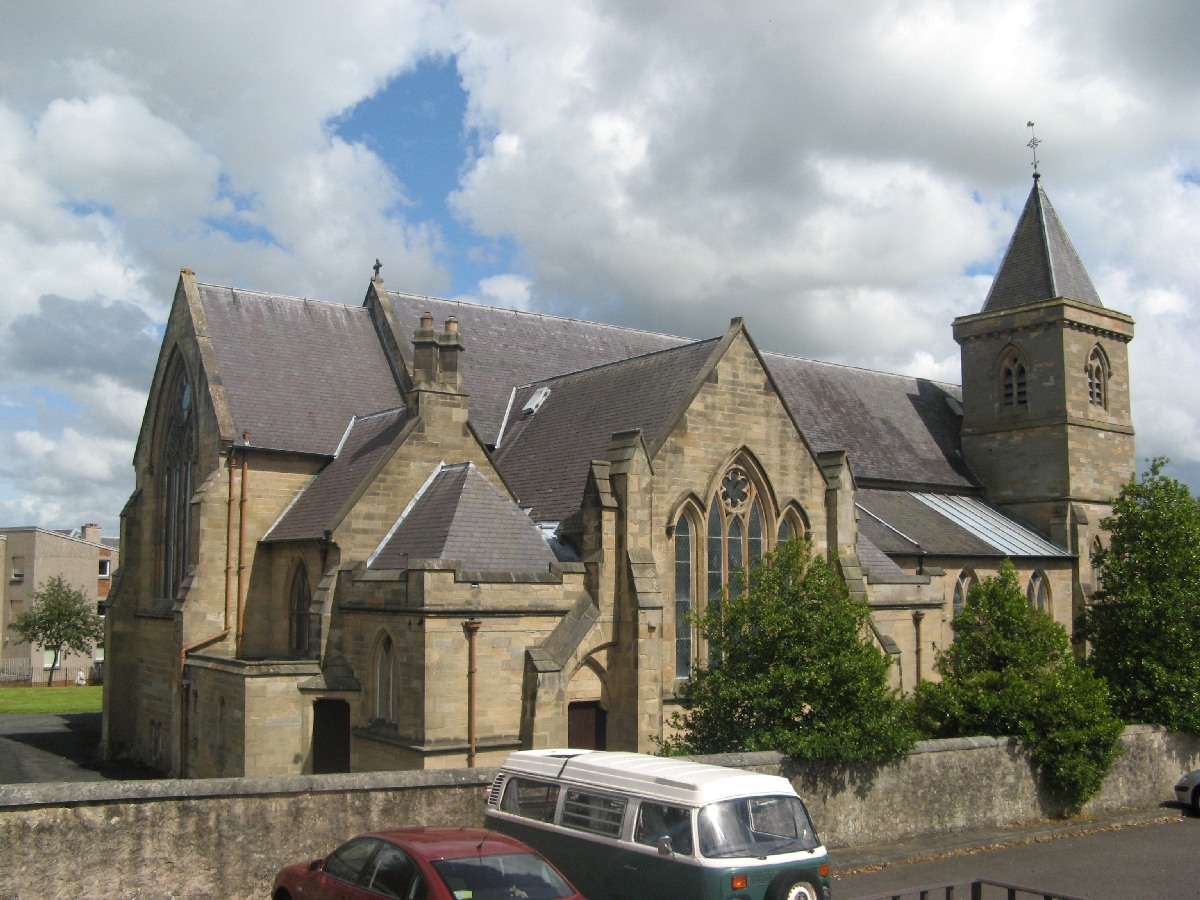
1;0;1198;536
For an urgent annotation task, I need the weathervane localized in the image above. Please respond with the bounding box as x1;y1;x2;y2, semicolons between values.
1026;121;1041;177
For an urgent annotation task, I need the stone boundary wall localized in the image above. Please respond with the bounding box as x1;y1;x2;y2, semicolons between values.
1;725;1196;899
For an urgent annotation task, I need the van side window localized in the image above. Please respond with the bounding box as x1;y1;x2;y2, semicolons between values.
500;777;560;824
560;789;626;838
635;802;694;855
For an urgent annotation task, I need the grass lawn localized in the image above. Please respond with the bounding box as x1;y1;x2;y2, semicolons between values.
0;685;103;715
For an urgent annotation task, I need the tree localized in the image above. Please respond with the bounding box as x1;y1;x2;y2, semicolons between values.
660;539;917;762
12;575;104;686
914;560;1123;813
1080;457;1200;733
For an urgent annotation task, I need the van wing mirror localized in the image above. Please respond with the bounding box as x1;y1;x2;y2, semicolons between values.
656;836;674;857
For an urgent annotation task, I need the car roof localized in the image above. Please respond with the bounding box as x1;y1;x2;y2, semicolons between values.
497;749;800;806
370;827;532;861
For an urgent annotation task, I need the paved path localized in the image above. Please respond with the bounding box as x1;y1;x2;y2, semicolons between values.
0;712;157;783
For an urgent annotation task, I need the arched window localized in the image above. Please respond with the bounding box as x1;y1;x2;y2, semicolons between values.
1001;351;1028;407
289;563;311;657
1090;537;1103;592
1027;571;1049;613
1086;346;1108;409
374;635;395;723
952;570;976;618
776;507;809;545
160;360;196;599
674;515;693;681
705;466;766;661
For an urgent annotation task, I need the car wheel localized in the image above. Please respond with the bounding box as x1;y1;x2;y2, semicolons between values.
1192;786;1200;816
764;873;820;900
273;889;292;900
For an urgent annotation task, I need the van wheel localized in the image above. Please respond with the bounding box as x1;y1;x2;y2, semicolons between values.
765;873;820;900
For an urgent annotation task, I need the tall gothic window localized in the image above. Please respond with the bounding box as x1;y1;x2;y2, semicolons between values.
707;466;764;661
1027;571;1049;613
1086;346;1108;409
674;515;692;680
1001;351;1028;407
289;563;311;657
160;361;196;599
374;635;395;723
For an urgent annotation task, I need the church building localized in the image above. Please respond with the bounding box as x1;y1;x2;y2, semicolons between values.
102;176;1135;777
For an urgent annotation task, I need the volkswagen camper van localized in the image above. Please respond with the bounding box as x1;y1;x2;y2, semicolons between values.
486;749;831;900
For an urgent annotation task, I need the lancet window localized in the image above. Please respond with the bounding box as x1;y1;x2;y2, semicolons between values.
160;360;196;600
289;563;311;657
374;635;396;724
1001;351;1028;407
1086;346;1108;409
1027;570;1049;613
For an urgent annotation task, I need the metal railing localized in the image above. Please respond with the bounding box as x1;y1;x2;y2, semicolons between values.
851;879;1090;900
0;659;101;686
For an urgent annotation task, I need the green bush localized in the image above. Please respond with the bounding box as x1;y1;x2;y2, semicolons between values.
660;539;917;762
1080;458;1200;733
915;560;1123;813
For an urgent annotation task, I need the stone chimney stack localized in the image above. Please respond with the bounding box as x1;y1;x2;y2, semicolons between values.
81;523;101;543
407;315;468;422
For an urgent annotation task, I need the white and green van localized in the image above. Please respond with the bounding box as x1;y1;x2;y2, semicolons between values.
486;749;831;900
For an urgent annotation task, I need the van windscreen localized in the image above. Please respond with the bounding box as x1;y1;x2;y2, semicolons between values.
697;796;819;859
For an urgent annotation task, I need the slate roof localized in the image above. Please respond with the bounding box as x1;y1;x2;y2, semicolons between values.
368;462;558;576
766;355;973;489
982;178;1103;312
265;407;410;542
385;292;690;445
492;338;723;522
856;489;1070;558
198;284;404;455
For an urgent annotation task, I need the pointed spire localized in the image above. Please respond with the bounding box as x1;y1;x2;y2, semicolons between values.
982;178;1103;312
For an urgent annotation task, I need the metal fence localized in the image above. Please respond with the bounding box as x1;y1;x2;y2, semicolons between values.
852;880;1090;900
0;659;101;686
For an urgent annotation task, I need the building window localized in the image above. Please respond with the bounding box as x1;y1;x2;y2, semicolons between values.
1086;346;1108;409
289;563;311;657
1027;571;1049;613
98;559;111;579
952;570;975;618
1090;537;1103;592
160;360;196;599
10;555;24;583
674;515;693;680
776;508;809;545
1001;351;1028;407
374;635;396;723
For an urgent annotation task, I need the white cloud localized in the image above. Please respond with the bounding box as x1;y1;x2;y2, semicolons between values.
0;0;1199;531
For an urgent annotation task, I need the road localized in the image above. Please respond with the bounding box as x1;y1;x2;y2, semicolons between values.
0;712;158;783
834;812;1198;899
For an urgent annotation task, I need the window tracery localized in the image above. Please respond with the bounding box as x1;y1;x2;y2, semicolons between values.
952;570;976;618
674;463;784;678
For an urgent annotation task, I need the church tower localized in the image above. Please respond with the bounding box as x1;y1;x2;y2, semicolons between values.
953;175;1135;569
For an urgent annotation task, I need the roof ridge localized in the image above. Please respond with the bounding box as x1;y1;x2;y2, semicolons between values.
387;291;693;343
196;281;359;309
763;349;960;391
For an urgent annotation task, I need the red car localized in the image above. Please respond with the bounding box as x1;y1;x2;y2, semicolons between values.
271;826;586;900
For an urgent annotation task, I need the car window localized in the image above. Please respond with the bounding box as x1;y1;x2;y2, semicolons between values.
324;837;381;884
634;802;694;855
432;852;575;900
363;842;420;899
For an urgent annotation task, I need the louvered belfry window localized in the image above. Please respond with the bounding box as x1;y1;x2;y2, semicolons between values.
1002;353;1027;407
